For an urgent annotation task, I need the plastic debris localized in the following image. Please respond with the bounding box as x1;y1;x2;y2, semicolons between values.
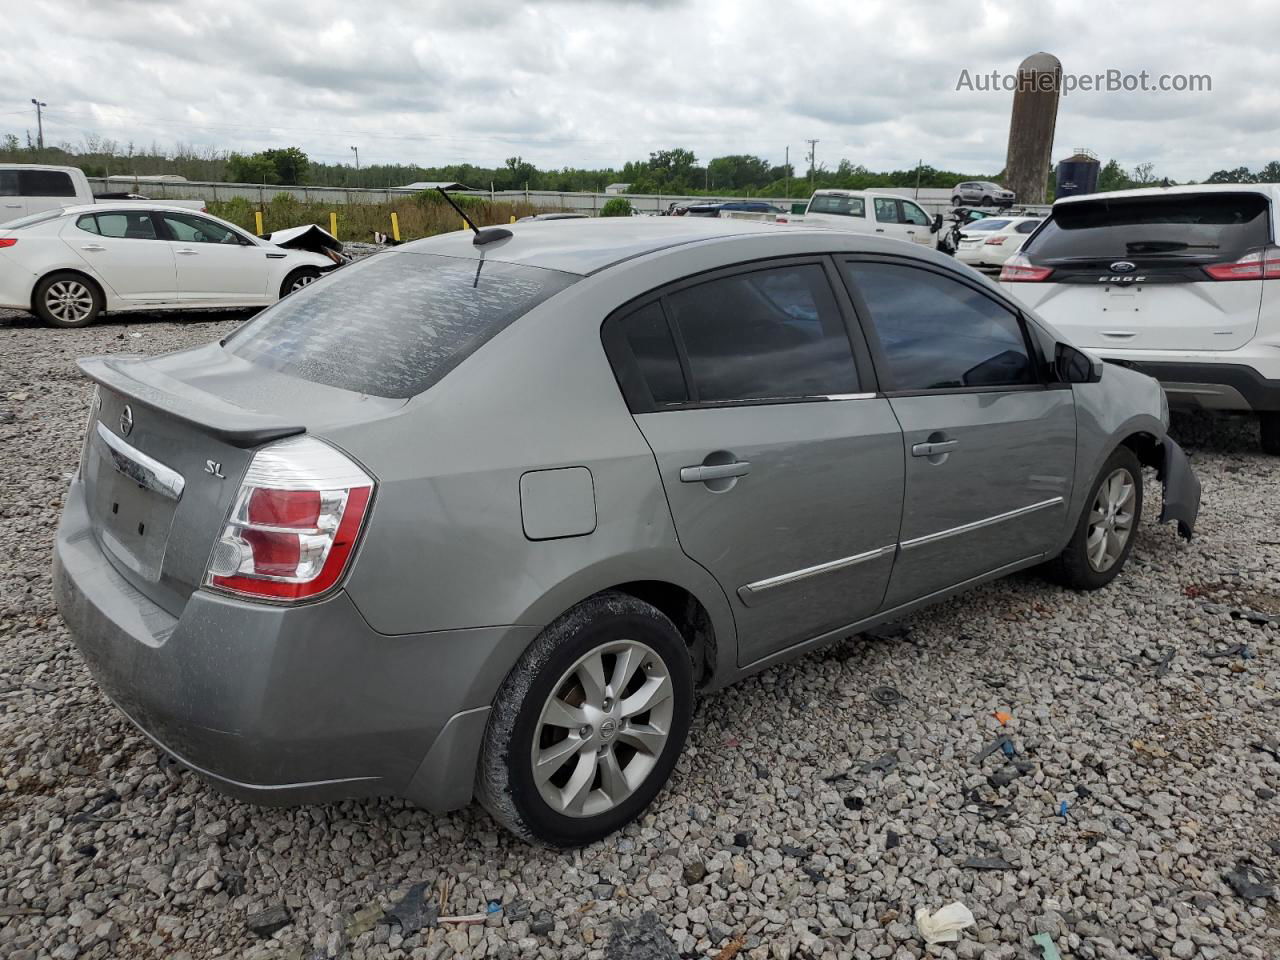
246;904;292;938
605;910;681;960
1153;649;1175;677
1031;932;1064;960
712;934;747;960
914;902;976;944
860;753;899;774
1252;738;1280;762
486;900;503;914
870;685;906;705
1205;643;1254;660
1223;862;1276;900
992;710;1012;726
1058;800;1070;819
886;830;900;849
382;882;437;935
974;735;1016;763
961;854;1015;871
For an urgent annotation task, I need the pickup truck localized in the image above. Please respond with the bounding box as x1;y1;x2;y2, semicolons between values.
0;164;205;225
776;189;941;247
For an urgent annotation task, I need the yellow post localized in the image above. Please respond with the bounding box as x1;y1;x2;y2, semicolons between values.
461;219;467;232
509;215;516;224
254;211;264;236
329;211;338;240
390;211;400;243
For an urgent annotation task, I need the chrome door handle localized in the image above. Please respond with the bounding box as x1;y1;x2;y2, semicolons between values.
176;248;199;256
4;203;23;208
875;228;885;233
679;461;751;483
80;244;106;252
912;440;959;457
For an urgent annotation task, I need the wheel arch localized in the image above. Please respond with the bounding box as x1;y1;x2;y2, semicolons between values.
32;267;108;313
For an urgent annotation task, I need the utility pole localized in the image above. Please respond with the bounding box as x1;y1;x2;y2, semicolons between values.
914;158;922;198
805;139;819;190
350;145;359;173
31;99;46;151
785;145;790;199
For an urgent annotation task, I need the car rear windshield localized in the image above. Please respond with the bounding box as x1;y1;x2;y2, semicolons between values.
808;195;865;217
1023;192;1271;261
224;252;578;399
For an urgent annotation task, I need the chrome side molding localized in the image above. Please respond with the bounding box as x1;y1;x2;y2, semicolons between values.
94;422;186;501
900;496;1063;551
738;543;897;606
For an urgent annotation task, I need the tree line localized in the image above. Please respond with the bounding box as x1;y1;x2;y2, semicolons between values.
2;132;1274;198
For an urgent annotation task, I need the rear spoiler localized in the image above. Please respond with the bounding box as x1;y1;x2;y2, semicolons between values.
78;355;304;448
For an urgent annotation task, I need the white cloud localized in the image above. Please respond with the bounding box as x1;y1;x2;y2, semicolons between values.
1;0;1276;178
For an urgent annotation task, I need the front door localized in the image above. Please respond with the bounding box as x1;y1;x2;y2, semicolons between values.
63;211;177;302
158;212;271;301
839;257;1076;607
0;171;25;223
602;260;904;666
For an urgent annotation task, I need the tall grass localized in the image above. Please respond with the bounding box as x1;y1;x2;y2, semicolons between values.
207;192;555;243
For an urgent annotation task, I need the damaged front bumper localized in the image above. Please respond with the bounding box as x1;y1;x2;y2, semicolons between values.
1158;438;1201;540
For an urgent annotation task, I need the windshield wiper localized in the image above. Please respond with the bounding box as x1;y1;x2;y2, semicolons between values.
1125;240;1219;254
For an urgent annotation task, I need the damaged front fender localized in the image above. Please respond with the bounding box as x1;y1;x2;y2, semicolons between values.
1158;438;1200;540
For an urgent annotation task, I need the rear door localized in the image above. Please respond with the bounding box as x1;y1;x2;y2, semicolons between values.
839;257;1075;607
65;211;177;301
603;258;905;666
1007;192;1270;352
158;212;272;301
0;171;25;222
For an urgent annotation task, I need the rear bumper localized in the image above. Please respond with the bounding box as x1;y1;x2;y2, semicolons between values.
1105;360;1280;413
52;477;536;812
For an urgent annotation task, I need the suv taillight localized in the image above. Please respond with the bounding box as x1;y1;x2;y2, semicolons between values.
999;252;1053;282
1204;246;1280;281
0;238;16;248
204;436;374;602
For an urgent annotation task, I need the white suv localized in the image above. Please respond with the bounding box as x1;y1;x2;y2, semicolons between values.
1000;184;1280;453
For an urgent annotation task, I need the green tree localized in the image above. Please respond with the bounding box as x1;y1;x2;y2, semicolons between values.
1097;159;1132;192
600;197;633;217
227;147;309;185
1206;166;1255;183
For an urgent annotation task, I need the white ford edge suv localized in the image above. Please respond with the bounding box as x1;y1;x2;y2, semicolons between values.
1000;184;1280;453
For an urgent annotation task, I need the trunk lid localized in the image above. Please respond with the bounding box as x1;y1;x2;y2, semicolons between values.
1012;191;1272;352
78;344;404;616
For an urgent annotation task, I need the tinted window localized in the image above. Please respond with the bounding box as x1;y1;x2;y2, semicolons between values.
0;171;17;196
162;213;241;244
965;219;1010;232
19;170;76;197
226;252;577;399
611;301;688;406
93;212;158;239
76;214;100;235
664;264;859;403
844;262;1035;391
873;198;901;223
808;195;864;217
1014;220;1040;234
1024;193;1270;262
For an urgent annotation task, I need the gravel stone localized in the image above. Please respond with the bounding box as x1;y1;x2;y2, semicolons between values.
3;313;1280;958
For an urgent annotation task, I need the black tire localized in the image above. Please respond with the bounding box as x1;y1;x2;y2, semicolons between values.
33;272;103;328
1260;413;1280;456
951;195;962;206
279;267;322;299
1046;446;1143;591
981;195;993;206
476;591;694;847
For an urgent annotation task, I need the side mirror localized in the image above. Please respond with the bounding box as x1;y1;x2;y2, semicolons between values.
1054;342;1103;384
930;213;943;234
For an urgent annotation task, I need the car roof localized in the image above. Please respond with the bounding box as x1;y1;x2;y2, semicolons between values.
1055;183;1280;205
396;216;805;276
40;202;216;217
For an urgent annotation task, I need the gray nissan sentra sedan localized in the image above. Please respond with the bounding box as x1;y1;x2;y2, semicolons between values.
53;217;1200;846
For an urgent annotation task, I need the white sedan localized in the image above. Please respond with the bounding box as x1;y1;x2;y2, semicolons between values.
955;216;1042;271
0;204;338;327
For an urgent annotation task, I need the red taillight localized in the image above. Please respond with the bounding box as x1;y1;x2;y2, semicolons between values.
1204;246;1280;281
984;236;1008;246
999;253;1053;282
204;436;374;602
0;238;16;248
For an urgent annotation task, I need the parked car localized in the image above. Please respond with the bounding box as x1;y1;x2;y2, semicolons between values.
517;213;589;222
952;181;1016;208
778;189;939;246
999;184;1280;454
0;204;340;327
682;201;786;218
955;216;1043;270
54;217;1198;847
0;163;205;225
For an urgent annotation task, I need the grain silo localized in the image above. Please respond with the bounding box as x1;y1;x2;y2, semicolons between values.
1004;52;1062;205
1055;149;1101;198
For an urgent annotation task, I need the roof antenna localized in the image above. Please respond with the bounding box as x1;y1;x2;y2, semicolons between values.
436;187;512;246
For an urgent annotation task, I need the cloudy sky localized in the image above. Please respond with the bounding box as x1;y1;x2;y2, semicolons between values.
3;0;1278;179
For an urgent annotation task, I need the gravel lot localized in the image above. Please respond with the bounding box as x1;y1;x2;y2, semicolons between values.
2;305;1279;960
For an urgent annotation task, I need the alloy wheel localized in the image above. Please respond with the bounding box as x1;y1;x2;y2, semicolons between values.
1086;468;1136;572
530;639;674;818
290;273;318;292
46;280;94;324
